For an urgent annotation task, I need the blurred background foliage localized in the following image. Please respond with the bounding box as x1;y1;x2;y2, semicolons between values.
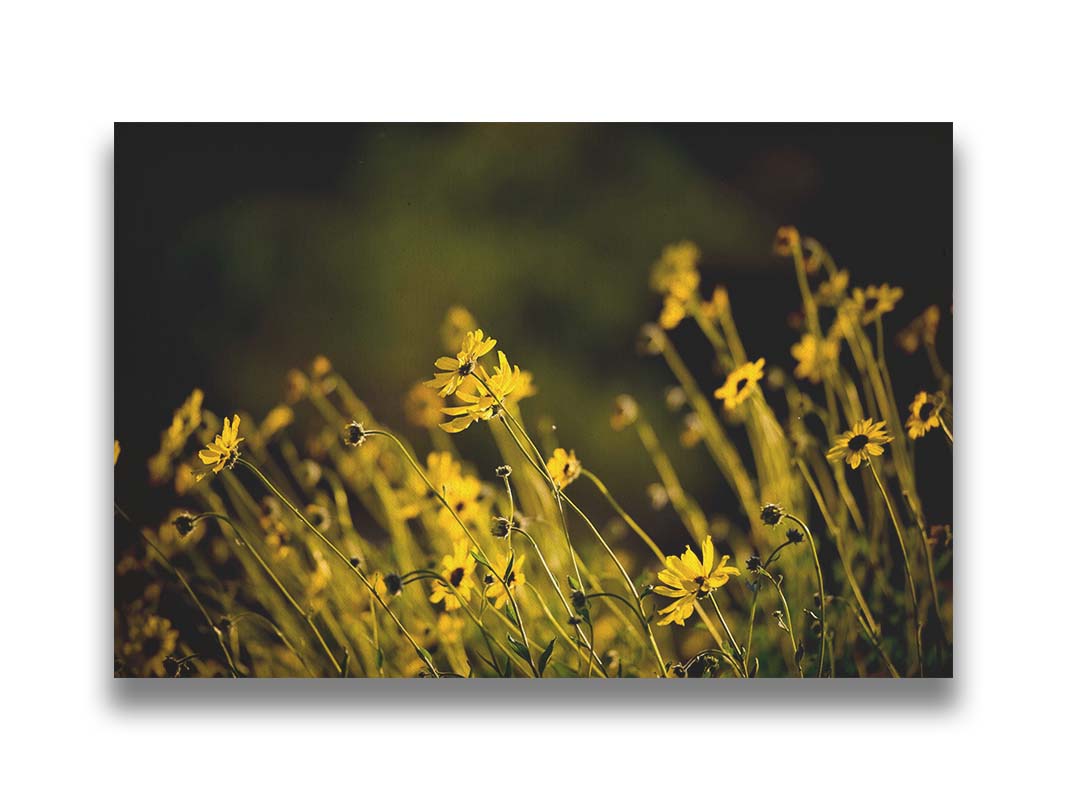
116;123;951;537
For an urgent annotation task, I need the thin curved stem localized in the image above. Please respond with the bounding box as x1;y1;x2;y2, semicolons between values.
785;513;827;678
195;512;342;675
361;432;537;676
236;457;440;677
867;458;923;676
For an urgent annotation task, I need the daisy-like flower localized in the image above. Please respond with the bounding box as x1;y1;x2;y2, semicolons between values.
649;241;701;298
650;242;701;330
654;536;740;627
713;357;765;410
425;329;497;397
827;418;893;469
437;474;485;540
483;553;527;609
546;447;581;489
814;270;850;307
906;391;944;439
850;284;904;326
148;388;205;484
439;351;520;433
429;544;477;611
790;334;840;384
196;415;244;481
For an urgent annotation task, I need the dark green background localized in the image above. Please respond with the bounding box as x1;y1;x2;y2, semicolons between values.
115;123;952;531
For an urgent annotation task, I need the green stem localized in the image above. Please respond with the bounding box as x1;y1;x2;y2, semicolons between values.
785;513;827;678
196;512;342;676
361;432;537;676
706;592;747;677
867;458;924;676
124;510;240;679
236;457;439;678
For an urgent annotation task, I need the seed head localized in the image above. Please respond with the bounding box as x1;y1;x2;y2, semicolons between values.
760;503;784;526
343;420;367;447
173;513;197;537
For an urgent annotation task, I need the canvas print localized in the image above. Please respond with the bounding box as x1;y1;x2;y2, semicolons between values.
114;123;952;678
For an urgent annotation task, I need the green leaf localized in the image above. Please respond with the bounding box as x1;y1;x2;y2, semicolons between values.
470;549;490;568
536;638;556;675
503;601;518;625
507;634;530;662
476;651;503;677
504;552;515;584
567;575;579;591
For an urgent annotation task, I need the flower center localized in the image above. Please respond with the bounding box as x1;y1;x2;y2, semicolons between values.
919;402;935;421
847;434;869;451
457;361;475;376
864;297;879;312
735;377;748;393
449;567;465;587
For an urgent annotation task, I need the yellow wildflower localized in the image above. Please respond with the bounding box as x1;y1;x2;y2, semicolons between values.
654;537;740;626
439;351;520;433
437;474;484;539
650;241;701;301
814;270;850;306
196;415;243;480
850;284;904;325
546;447;581;489
425;328;497;397
713;358;765;410
827;418;893;469
790;334;840;384
429;544;477;611
484;553;527;609
906;391;944;439
148;388;204;484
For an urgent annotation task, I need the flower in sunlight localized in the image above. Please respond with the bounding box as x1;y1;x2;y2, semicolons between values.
196;415;243;480
484;554;527;609
713;358;765;410
425;329;497;397
906;391;944;439
547;447;581;489
827;418;893;469
654;537;740;626
429;544;477;611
